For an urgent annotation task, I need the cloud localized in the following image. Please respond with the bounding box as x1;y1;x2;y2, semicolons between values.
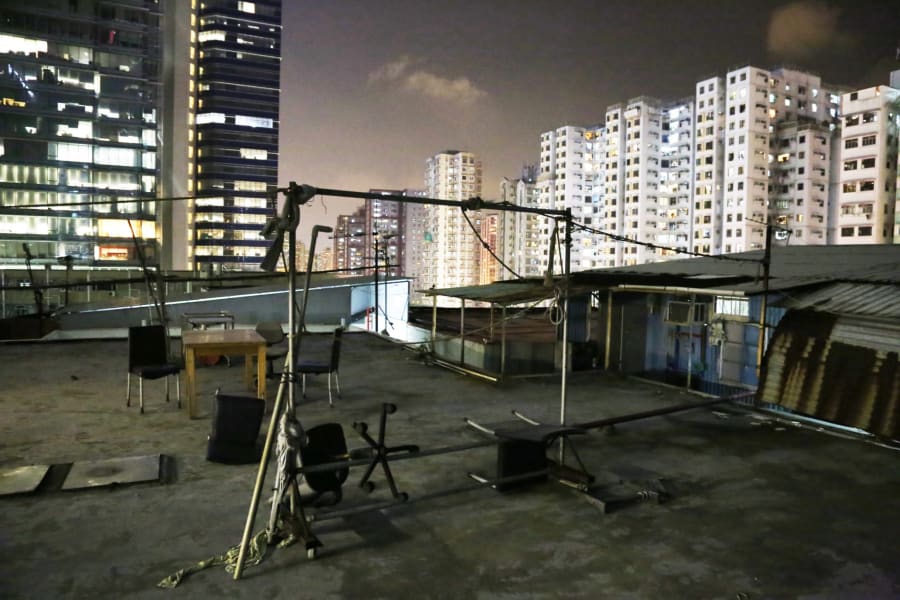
368;55;488;106
766;1;853;60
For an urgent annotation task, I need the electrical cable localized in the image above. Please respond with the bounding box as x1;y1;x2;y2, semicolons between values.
459;207;521;279
570;221;761;264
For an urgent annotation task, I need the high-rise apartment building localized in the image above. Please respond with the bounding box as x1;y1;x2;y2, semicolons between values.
538;125;605;272
0;1;162;266
657;98;695;258
499;165;541;278
711;66;841;253
164;0;282;272
421;150;482;298
835;83;899;244
365;188;423;277
332;206;366;275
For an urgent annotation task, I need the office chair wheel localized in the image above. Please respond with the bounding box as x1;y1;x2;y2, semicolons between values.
384;403;397;414
361;481;375;493
353;422;368;435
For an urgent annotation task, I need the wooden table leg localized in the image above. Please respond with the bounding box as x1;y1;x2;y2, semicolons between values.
242;353;249;389
256;345;266;400
185;347;197;418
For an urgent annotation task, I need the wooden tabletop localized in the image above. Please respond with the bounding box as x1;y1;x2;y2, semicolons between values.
182;328;265;346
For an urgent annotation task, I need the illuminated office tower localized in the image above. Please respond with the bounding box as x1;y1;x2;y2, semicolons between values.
164;0;282;272
834;82;899;244
0;1;163;266
421;150;482;300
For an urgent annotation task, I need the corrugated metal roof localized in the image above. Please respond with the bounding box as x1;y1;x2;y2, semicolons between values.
421;281;577;304
576;244;900;294
426;245;899;301
773;282;900;320
759;309;900;439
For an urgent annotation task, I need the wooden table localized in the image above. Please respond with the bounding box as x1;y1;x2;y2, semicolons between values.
182;329;267;418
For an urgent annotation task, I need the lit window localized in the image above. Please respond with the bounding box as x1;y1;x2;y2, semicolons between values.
198;30;226;43
196;112;226;125
235;115;273;128
238;1;256;13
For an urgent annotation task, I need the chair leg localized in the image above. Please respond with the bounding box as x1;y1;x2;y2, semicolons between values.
165;376;170;403
139;378;144;414
335;371;341;398
327;373;333;407
302;374;307;398
176;374;181;409
126;373;131;407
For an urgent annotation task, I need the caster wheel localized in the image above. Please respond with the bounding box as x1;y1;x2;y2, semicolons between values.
398;492;409;502
385;403;397;414
362;481;375;493
307;548;316;560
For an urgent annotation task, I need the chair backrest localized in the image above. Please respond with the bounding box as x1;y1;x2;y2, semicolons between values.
128;325;170;370
329;327;343;370
255;321;285;346
300;422;349;493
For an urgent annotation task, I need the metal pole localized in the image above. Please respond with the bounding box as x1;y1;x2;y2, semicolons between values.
604;290;613;370
374;235;379;334
459;299;466;365
687;294;695;391
500;305;507;376
756;224;772;380
431;294;437;349
559;210;572;463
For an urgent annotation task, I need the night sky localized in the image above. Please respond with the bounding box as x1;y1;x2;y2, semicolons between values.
277;0;900;244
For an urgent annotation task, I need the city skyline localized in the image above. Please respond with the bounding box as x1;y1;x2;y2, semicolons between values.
278;0;900;244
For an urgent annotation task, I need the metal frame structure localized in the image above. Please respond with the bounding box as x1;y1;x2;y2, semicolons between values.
232;182;574;578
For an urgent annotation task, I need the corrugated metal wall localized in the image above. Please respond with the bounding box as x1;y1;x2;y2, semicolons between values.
759;309;900;440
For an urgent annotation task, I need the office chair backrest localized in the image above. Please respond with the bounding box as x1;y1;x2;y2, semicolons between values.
128;325;169;370
255;321;285;346
300;422;349;493
329;327;343;370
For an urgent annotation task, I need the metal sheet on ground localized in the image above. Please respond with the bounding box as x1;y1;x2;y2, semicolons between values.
0;465;50;496
62;455;161;490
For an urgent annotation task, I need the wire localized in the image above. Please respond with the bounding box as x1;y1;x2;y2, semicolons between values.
459;208;521;279
570;221;760;264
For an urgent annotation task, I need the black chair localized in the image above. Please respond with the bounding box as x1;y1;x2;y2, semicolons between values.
255;321;288;378
126;325;182;414
299;422;350;506
296;328;343;407
206;391;265;464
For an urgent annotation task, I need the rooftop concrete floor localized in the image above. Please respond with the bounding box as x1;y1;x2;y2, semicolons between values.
0;331;898;599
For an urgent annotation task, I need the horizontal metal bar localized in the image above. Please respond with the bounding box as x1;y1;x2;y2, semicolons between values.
311;186;569;219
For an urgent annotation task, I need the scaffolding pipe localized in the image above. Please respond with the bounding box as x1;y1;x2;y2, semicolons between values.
604;289;613;370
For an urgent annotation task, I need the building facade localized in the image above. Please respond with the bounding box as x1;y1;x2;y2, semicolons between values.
174;0;282;272
835;83;900;244
332;206;366;275
0;1;163;267
421;150;483;299
499;165;541;279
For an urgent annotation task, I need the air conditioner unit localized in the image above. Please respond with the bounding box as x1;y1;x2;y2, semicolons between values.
665;301;694;324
